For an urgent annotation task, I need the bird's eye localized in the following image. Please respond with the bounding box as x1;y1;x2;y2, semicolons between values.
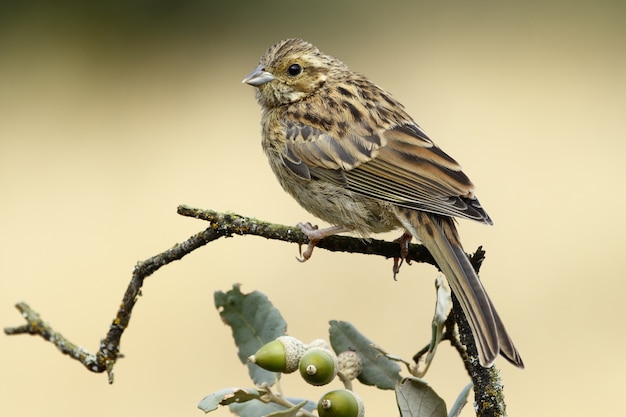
287;63;303;76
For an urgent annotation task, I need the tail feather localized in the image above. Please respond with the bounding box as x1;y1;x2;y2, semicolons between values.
489;297;525;367
394;207;523;368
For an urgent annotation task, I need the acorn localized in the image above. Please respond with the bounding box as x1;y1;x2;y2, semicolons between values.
307;338;331;350
248;336;306;373
337;350;362;382
299;347;338;386
317;390;364;417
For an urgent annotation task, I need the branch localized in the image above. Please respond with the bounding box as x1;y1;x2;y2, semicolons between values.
4;206;434;382
4;205;508;417
176;205;437;265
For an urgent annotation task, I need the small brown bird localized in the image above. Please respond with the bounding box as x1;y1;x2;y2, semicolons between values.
243;38;523;368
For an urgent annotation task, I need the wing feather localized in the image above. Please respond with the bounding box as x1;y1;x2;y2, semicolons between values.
285;120;382;170
281;114;491;224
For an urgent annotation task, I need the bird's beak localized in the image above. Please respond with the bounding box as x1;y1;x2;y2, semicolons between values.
242;65;275;87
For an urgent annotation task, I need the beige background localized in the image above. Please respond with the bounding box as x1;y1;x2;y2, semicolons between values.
1;2;624;416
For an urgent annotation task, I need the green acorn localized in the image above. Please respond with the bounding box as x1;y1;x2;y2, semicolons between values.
299;347;338;386
248;336;306;373
317;389;364;417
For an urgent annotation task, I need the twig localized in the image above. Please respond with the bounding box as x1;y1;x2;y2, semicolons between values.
5;302;100;368
3;206;434;381
258;383;317;417
4;205;506;417
175;205;436;265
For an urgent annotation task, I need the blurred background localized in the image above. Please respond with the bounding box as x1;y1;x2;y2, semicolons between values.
1;1;624;416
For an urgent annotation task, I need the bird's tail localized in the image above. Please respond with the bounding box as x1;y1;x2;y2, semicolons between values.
393;207;524;368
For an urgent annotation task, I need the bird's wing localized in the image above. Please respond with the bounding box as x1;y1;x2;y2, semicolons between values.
282;114;491;224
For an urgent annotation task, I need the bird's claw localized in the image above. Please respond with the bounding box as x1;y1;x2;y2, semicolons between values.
297;222;319;234
392;258;404;280
296;243;315;263
392;232;413;279
296;222;320;262
294;222;349;262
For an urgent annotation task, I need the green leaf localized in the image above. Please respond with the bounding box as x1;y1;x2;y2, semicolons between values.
230;398;316;417
329;320;401;390
198;387;261;413
396;377;447;417
214;284;288;385
448;383;472;417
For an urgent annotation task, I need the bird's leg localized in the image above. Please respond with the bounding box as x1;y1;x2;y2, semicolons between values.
392;231;413;279
296;223;348;262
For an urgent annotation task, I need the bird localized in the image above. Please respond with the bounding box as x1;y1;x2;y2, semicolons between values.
242;38;523;369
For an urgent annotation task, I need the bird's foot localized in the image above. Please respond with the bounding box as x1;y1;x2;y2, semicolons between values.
392;232;413;279
296;223;348;262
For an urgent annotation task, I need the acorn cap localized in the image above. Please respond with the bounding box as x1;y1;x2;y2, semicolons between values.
337;350;362;381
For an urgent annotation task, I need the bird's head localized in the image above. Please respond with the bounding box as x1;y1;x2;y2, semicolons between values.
242;38;346;108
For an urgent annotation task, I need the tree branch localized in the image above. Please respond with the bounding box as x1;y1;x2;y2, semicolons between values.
4;205;508;416
176;205;437;265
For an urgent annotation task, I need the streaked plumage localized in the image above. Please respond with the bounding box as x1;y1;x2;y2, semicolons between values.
243;38;523;368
